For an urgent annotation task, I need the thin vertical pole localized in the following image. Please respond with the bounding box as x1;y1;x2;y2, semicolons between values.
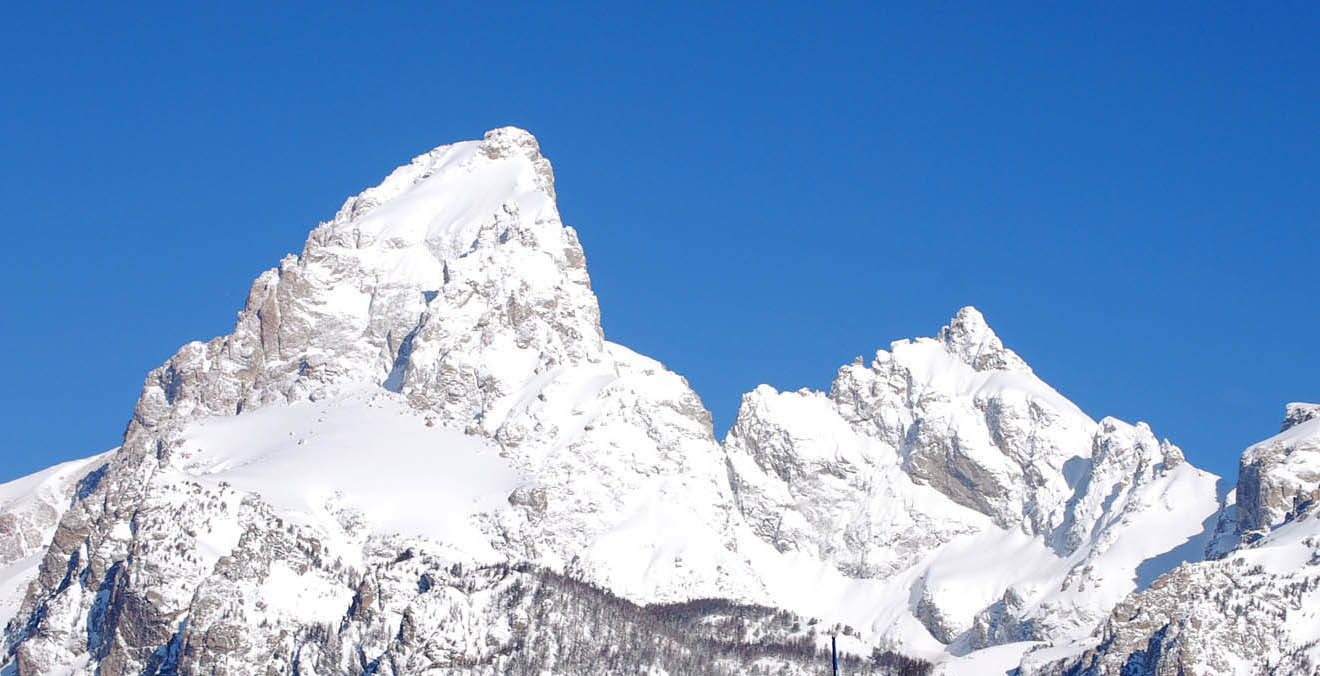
832;635;838;676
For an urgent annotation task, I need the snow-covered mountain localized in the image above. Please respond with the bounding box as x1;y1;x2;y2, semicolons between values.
722;307;1221;668
1;128;1313;675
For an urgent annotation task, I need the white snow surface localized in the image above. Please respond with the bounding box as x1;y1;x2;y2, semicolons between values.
934;641;1043;676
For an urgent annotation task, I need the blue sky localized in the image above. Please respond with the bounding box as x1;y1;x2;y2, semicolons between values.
1;2;1315;483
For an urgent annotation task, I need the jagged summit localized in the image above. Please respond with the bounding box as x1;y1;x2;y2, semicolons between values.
128;126;600;436
477;126;550;160
936;306;1031;372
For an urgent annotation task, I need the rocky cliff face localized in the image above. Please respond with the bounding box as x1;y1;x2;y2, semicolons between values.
0;128;1310;675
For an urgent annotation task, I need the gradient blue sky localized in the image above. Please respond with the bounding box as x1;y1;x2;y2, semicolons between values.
1;2;1316;483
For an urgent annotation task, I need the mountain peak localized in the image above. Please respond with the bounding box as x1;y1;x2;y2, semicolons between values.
329;126;555;225
479;126;543;158
478;126;556;200
937;306;1030;372
319;128;561;272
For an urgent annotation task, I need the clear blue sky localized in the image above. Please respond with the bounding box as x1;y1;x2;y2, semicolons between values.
1;3;1316;483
